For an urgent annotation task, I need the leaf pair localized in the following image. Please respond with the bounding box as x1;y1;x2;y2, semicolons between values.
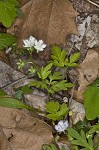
51;46;80;67
46;101;68;121
67;128;94;150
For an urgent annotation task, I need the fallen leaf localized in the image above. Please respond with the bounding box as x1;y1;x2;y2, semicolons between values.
74;49;99;102
70;99;85;124
0;51;10;64
8;0;78;47
0;107;53;150
0;126;12;150
18;0;31;7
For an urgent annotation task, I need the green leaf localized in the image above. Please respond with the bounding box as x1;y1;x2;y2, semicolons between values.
60;103;68;116
38;63;52;80
46;102;68;121
61;146;67;150
89;78;99;87
49;72;62;82
43;144;67;150
50;80;67;92
67;128;94;150
21;85;33;94
0;0;19;27
70;52;80;63
51;46;66;67
67;63;78;67
0;90;7;96
0;97;30;109
7;0;19;6
46;101;60;113
43;144;57;150
46;113;62;121
29;80;41;88
50;144;58;150
50;81;74;93
15;90;23;100
51;46;61;59
88;137;94;148
29;80;47;90
0;33;17;50
74;120;88;133
84;86;99;120
88;124;99;135
60;50;66;62
16;7;24;19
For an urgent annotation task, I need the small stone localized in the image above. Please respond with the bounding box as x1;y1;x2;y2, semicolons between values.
70;99;85;124
24;89;47;111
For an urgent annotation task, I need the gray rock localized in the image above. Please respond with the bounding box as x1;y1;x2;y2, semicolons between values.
0;61;24;89
24;89;47;111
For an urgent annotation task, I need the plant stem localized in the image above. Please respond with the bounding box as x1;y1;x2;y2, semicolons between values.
48;91;50;101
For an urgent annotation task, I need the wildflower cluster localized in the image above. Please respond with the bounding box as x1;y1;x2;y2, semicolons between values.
23;36;46;53
17;36;46;70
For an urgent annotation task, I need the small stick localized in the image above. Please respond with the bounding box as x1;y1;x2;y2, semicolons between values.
86;0;99;8
1;74;34;90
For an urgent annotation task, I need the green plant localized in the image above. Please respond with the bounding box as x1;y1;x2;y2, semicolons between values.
17;38;80;102
46;101;68;121
15;85;33;100
43;143;66;150
0;0;20;27
50;46;80;68
0;33;17;50
0;97;32;110
84;78;99;120
29;64;74;96
67;128;95;150
87;124;99;135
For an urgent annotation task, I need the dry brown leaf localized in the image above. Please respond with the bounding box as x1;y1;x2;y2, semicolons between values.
74;49;99;102
0;107;53;150
18;0;31;7
0;126;12;150
0;51;10;64
8;0;78;47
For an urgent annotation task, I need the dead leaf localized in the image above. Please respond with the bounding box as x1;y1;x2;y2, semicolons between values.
70;100;85;124
18;0;31;7
0;107;53;150
0;126;12;150
0;51;10;64
74;49;99;102
8;0;78;47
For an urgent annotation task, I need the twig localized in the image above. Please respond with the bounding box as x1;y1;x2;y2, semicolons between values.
86;0;99;8
68;37;75;55
69;78;77;109
1;74;34;90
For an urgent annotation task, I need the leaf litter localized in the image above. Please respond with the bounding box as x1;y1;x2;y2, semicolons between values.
0;0;99;149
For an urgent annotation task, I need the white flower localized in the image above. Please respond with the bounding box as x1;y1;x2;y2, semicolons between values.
23;36;36;48
55;120;68;133
34;40;46;53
